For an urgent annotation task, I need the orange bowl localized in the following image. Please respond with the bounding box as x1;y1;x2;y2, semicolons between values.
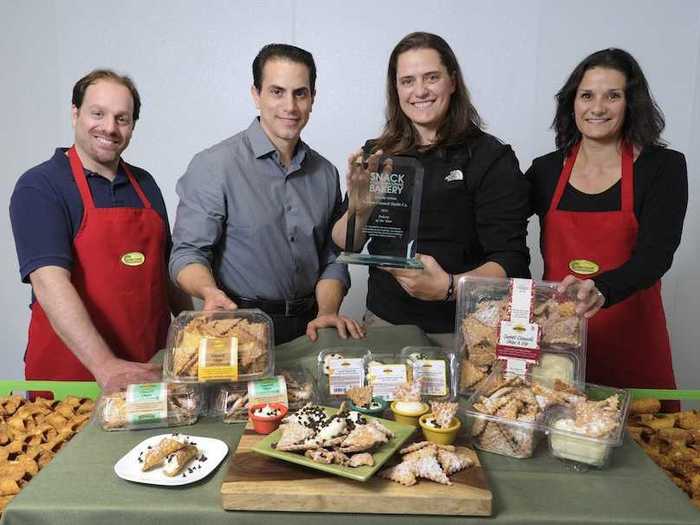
248;402;288;434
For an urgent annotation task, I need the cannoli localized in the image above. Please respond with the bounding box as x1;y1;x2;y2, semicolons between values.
163;444;199;477
142;437;186;471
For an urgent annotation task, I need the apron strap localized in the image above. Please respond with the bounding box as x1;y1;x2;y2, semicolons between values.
549;142;580;211
620;141;634;212
68;146;96;210
121;162;152;209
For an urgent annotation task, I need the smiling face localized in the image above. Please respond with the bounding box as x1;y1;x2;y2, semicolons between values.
574;67;627;144
251;58;314;153
71;79;135;176
396;48;455;145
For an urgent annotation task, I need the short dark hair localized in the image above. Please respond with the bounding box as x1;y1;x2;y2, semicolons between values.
552;48;666;152
72;69;141;123
252;44;317;95
373;32;483;154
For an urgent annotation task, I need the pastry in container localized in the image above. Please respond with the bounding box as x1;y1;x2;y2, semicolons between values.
545;384;630;468
316;348;372;407
400;346;458;401
163;310;274;383
455;276;586;394
97;382;202;431
462;369;545;458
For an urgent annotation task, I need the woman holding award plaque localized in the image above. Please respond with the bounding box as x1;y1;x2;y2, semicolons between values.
332;32;530;333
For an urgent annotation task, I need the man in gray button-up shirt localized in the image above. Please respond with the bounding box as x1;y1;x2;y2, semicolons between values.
170;43;362;344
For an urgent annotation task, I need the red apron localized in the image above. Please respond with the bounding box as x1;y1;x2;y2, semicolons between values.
25;146;170;380
542;142;677;409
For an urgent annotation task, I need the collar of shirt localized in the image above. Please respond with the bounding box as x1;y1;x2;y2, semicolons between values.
84;165;129;187
246;117;307;174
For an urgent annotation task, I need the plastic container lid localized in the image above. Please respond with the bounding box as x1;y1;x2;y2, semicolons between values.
163;309;274;383
455;276;587;395
316;348;372;407
400;346;459;401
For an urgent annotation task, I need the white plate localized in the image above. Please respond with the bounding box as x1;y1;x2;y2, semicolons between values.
114;433;228;486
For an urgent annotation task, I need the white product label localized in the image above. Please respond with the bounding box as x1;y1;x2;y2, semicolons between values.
368;364;407;400
413;360;448;397
328;358;365;395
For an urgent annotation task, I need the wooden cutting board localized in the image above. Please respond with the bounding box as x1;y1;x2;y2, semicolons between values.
221;428;492;516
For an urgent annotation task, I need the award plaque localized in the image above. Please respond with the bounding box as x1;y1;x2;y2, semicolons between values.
337;155;424;269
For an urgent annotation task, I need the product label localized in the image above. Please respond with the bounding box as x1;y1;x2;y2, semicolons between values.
368;364;407;400
248;376;289;406
328;358;365;395
198;337;238;381
413;360;448;397
497;278;541;371
126;382;167;425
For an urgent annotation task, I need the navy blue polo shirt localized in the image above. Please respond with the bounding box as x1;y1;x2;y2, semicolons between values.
10;148;172;286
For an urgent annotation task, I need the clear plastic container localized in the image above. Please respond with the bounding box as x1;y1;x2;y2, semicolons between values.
545;384;630;468
208;383;248;423
97;382;202;431
462;368;544;458
278;367;317;411
163;310;274;383
400;346;458;401
456;276;587;395
316;348;372;407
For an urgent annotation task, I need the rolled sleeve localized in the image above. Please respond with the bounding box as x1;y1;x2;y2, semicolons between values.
169;153;227;282
474;148;531;278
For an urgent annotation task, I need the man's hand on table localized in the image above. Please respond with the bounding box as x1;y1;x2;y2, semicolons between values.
306;313;364;342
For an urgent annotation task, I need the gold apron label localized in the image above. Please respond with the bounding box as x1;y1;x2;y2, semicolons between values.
121;252;145;266
568;259;599;275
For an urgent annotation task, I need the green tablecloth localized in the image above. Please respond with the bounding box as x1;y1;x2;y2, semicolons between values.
2;327;698;525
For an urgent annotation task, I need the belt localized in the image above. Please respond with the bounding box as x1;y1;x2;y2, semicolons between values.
231;294;316;317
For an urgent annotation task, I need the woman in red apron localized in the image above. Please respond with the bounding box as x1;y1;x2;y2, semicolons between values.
527;49;687;411
25;146;171;383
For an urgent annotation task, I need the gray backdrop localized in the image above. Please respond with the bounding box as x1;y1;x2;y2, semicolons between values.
2;0;698;397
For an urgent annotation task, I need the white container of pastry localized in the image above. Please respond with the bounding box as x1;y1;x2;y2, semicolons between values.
316;348;372;407
97;382;203;431
455;276;586;395
544;383;630;469
400;346;459;402
163;310;274;383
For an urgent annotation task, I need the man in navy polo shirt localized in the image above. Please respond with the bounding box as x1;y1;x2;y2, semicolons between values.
10;69;184;392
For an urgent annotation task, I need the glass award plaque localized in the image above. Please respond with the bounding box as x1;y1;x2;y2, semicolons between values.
337;155;424;269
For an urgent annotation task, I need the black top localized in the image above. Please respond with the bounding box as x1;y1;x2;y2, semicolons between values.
526;145;687;307
346;132;530;333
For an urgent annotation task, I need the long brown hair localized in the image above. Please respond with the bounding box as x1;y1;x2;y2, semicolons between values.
372;32;483;154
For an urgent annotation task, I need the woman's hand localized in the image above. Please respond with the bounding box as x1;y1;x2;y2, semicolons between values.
557;274;605;319
346;149;384;217
382;254;450;301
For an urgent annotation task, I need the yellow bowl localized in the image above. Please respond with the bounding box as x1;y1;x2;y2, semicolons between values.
390;401;429;427
418;413;462;445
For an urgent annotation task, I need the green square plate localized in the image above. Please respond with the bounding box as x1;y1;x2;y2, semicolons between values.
251;407;416;482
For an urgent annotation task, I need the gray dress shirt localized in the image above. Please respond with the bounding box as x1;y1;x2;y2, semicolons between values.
169;118;349;301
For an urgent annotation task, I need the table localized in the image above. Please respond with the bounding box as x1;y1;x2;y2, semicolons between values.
2;327;698;525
